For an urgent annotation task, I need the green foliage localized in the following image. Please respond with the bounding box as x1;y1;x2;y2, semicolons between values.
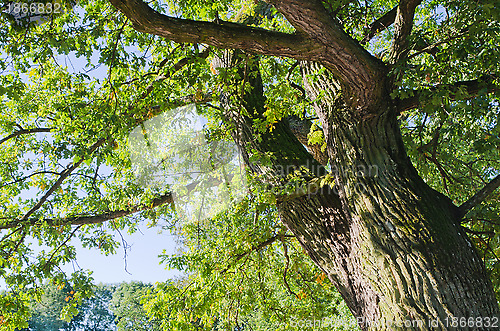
0;0;498;328
15;281;114;331
110;282;161;331
146;198;355;330
19;281;159;330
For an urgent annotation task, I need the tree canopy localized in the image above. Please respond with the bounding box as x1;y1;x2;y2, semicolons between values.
0;0;499;329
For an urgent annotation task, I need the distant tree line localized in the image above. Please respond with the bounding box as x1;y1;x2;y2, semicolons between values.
21;282;161;331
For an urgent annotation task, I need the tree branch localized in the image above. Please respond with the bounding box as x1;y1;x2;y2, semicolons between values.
136;48;210;103
281;239;299;298
0;192;173;230
397;75;499;113
20;138;106;221
389;0;422;63
110;0;387;110
407;30;467;60
0;128;52;145
43;225;83;270
286;61;306;99
458;175;500;218
264;0;387;109
220;234;293;273
108;0;318;60
361;6;398;44
0;170;60;189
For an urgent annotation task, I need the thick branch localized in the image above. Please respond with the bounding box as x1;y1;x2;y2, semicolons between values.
0;128;52;145
397;75;499;113
361;6;398;44
265;0;387;110
109;0;318;60
0;192;173;230
459;175;500;218
110;0;386;111
390;0;422;63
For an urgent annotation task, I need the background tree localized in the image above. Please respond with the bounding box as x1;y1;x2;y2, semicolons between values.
110;282;161;331
0;0;499;330
21;282;115;331
24;283;75;331
75;284;116;331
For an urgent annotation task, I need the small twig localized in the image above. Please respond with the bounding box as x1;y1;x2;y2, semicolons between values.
461;227;494;237
474;234;500;263
43;225;83;271
0;170;60;189
220;234;287;273
461;218;500;226
285;61;306;99
0;226;24;248
407;31;467;60
107;19;129;83
281;238;299;299
6;230;26;257
116;229;132;275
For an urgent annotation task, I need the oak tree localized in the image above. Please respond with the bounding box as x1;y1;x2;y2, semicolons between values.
0;0;499;329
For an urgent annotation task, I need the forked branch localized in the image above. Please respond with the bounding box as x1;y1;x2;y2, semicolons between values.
264;0;387;108
20;138;106;221
109;0;318;61
459;175;500;218
110;0;387;110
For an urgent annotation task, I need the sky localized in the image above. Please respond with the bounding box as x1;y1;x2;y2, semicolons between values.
0;6;186;286
65;225;182;284
0;1;246;288
43;49;185;285
0;225;182;290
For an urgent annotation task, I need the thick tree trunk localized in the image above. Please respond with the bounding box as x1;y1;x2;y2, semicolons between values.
277;63;500;330
219;48;499;329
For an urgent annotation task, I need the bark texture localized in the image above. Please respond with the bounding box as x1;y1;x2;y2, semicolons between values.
278;62;500;330
222;54;500;330
108;0;500;329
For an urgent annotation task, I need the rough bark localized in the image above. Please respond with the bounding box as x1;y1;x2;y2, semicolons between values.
219;52;500;330
280;62;500;330
107;1;500;329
